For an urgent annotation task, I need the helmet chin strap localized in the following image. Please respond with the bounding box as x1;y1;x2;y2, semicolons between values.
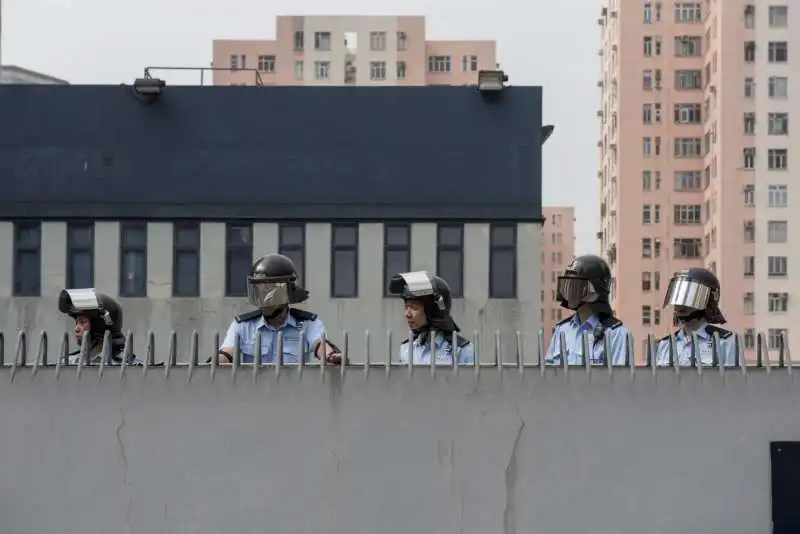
676;309;706;323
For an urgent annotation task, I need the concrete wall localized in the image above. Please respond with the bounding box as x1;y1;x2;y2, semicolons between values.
0;365;796;533
0;221;542;363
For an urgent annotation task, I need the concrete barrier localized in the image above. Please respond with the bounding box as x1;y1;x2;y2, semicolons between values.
0;329;796;533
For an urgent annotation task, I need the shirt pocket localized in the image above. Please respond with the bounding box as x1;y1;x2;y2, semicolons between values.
279;331;305;363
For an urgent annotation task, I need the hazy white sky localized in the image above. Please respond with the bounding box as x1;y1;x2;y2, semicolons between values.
2;0;599;253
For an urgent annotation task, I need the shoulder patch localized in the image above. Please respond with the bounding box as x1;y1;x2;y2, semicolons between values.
234;310;261;323
552;315;572;331
289;308;318;322
705;325;734;339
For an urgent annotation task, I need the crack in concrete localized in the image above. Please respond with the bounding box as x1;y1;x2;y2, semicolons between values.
503;409;526;534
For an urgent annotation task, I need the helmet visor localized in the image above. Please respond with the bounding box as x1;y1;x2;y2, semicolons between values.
663;275;713;309
247;281;291;308
556;277;596;309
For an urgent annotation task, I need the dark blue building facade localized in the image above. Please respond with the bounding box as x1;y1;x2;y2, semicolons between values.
0;84;543;221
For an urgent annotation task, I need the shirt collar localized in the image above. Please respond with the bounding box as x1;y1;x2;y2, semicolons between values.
414;331;445;348
569;313;601;330
256;312;297;331
677;322;709;341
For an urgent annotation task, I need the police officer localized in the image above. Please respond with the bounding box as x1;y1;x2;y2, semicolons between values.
217;253;342;364
545;254;630;365
389;271;475;365
58;288;142;365
656;267;737;366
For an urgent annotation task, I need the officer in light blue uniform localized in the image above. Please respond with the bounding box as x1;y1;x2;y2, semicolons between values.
656;267;737;367
216;254;342;365
389;271;475;365
58;288;144;365
545;254;631;366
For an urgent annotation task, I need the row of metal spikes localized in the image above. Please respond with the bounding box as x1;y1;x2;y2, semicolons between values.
0;328;791;373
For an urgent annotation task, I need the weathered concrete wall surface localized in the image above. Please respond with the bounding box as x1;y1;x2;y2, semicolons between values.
0;336;796;533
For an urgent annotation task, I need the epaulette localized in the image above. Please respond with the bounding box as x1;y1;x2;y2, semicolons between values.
601;316;623;330
289;308;318;322
234;310;261;323
705;325;734;339
401;338;410;345
552;316;572;331
68;349;80;356
454;334;470;348
659;330;679;342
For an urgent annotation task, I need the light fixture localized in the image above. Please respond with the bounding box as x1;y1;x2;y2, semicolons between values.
132;77;166;103
477;70;508;93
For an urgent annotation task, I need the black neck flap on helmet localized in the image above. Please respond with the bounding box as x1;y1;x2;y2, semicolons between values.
388;271;459;335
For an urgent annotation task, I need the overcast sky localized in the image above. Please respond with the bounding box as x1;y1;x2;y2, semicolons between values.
2;0;599;254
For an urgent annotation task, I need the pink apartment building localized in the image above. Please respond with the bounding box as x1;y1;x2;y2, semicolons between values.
598;0;797;362
212;16;496;86
541;207;576;347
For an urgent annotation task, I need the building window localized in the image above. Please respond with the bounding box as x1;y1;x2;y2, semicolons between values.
743;147;756;169
225;224;252;297
743;292;755;314
744;329;756;349
744;77;755;98
278;224;305;284
674;69;702;89
489;225;516;298
744;5;755;28
229;54;246;70
641;272;652;291
173;222;200;297
768;256;788;277
397;31;408;51
768;292;789;313
643;69;653;89
331;224;358;298
397;61;406;79
673;204;702;224
461;55;478;72
119;222;147;297
744;41;756;62
674;171;702;190
743;220;755;242
743;112;755;134
768;328;788;350
769;6;788;27
769;76;788;99
257;55;276;73
314;61;330;80
384;224;411;297
642;238;652;258
674;103;702;124
673;238;702;258
768;185;788;207
675;2;702;22
427;55;451;73
369;61;386;81
767;220;788;243
744;184;755;206
768;148;788;170
369;32;386;51
66;222;94;289
293;31;304;51
673;137;702;157
13;222;41;297
314;31;331;51
743;256;755;277
768;113;789;135
768;42;788;63
642;204;652;224
674;36;702;56
641;305;652;326
437;225;464;298
294;61;304;80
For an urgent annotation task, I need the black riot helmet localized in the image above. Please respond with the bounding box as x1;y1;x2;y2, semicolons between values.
388;271;459;333
58;288;123;341
246;254;309;310
663;267;726;324
556;254;614;316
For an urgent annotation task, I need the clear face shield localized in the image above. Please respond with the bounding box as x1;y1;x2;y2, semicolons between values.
556;276;598;310
246;280;291;310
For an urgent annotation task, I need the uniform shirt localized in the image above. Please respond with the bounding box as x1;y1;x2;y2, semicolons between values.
396;331;475;365
221;311;325;364
655;322;737;366
545;313;631;366
67;349;144;365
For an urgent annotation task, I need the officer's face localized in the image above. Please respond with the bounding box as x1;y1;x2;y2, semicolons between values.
74;315;91;342
404;300;428;330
